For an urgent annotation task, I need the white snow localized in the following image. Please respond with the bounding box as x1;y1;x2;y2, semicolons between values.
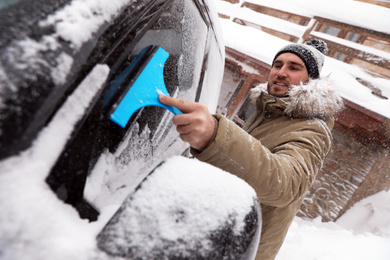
277;190;390;260
96;156;259;258
245;0;390;35
0;161;98;260
131;156;257;237
1;0;390;259
1;149;390;259
228;4;308;37
0;64;110;260
0;0;131;106
277;210;390;260
40;0;131;49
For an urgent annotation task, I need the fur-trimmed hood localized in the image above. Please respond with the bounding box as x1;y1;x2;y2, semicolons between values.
250;76;344;119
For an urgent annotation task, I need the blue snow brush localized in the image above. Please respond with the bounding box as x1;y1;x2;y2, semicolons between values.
106;46;182;128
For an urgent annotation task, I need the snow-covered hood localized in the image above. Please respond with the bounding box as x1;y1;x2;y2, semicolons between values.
250;76;344;119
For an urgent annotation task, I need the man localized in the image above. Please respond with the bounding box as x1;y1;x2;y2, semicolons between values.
159;39;344;259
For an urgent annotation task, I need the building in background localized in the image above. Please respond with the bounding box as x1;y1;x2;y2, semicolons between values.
215;0;390;221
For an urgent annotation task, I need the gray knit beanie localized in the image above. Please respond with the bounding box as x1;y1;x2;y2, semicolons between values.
272;39;328;79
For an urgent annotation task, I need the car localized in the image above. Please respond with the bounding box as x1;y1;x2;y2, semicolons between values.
0;0;224;218
0;0;261;258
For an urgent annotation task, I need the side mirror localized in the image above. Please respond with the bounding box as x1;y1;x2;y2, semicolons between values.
96;156;262;259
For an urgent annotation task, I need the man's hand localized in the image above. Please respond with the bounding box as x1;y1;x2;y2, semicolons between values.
159;95;216;150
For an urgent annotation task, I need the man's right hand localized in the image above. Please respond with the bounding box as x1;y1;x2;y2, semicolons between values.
159;95;216;150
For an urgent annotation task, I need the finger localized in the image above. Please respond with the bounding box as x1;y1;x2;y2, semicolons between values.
159;95;198;113
176;124;192;135
172;113;195;126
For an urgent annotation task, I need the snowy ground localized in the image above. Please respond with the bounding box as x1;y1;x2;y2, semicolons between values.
2;140;390;259
1;152;390;259
278;190;390;260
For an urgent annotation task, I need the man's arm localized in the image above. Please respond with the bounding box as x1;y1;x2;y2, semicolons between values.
159;95;332;207
192;115;332;207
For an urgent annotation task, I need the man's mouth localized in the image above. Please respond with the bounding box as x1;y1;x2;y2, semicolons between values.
274;82;289;87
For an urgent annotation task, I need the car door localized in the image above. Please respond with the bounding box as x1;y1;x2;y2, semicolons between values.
0;0;224;221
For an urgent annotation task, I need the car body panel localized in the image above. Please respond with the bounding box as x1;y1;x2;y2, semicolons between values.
0;0;224;220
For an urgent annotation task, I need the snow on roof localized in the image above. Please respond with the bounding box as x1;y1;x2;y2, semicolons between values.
215;0;390;119
311;31;390;60
245;0;390;35
232;5;308;38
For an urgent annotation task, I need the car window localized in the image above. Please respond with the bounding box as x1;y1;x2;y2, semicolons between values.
0;0;223;222
0;0;21;9
81;0;213;218
0;0;145;159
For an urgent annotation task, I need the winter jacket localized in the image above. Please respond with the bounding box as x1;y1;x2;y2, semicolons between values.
191;77;344;260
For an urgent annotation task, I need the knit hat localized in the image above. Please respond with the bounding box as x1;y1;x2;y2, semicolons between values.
272;39;328;79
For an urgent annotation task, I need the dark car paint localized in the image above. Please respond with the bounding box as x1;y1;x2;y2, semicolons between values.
0;0;224;220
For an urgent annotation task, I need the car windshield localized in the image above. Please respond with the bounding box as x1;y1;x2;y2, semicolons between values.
0;0;21;9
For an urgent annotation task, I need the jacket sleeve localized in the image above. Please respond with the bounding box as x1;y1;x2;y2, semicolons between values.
191;114;333;208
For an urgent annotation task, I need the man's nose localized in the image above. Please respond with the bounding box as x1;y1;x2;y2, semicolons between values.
277;66;288;78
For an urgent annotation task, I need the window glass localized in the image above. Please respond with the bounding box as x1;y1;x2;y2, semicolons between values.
0;0;21;9
238;97;255;121
347;32;360;42
227;80;244;108
235;83;259;123
232;96;255;127
336;53;346;61
83;0;211;214
323;25;340;37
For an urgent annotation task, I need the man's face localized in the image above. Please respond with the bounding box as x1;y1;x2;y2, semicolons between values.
267;52;309;97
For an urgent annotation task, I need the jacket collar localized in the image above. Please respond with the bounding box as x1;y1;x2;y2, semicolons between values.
251;76;344;119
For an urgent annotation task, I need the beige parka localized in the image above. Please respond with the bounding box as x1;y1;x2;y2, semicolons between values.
191;77;344;260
